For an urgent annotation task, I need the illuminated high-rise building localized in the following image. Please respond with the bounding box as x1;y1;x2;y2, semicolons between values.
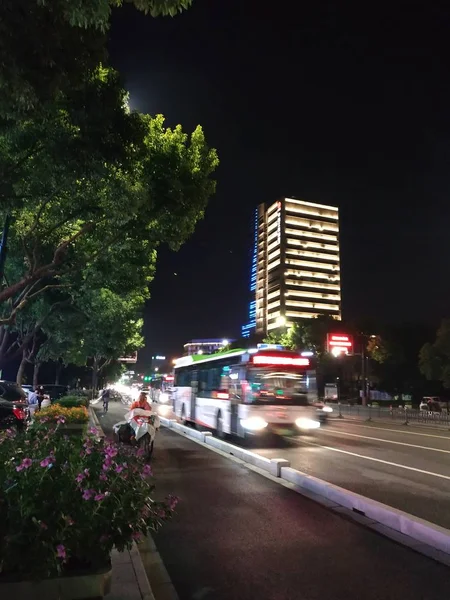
241;209;258;338
253;198;341;335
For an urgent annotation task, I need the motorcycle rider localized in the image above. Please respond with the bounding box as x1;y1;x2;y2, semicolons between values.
130;392;152;412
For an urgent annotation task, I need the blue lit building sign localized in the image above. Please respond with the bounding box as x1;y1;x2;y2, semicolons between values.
241;209;258;338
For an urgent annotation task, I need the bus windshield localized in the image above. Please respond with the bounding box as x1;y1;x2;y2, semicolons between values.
245;368;309;406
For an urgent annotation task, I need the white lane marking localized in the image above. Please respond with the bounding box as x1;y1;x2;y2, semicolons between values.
320;428;450;454
332;421;450;441
292;438;450;481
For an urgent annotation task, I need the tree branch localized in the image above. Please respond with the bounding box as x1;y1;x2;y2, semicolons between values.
0;222;94;306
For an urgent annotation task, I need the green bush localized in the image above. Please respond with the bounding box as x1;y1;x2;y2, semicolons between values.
55;395;89;409
67;389;91;398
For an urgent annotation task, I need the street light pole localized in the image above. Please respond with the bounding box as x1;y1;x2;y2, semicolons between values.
361;335;367;406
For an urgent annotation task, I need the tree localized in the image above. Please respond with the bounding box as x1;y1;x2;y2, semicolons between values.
0;0;193;119
0;67;218;334
419;319;450;389
74;288;145;391
366;335;391;364
265;315;340;356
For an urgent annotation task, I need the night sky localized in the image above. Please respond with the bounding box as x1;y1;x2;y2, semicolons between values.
109;0;450;363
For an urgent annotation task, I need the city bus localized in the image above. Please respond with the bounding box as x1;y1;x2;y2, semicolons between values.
173;347;327;438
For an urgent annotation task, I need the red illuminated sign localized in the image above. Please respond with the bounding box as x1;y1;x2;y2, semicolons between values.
252;355;310;367
326;334;353;355
165;375;174;381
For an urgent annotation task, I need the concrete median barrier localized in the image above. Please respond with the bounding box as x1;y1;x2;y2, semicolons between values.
280;466;450;555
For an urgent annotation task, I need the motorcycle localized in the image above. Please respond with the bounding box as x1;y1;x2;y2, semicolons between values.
113;408;160;460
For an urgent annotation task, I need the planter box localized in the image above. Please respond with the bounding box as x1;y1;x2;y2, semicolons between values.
0;564;111;600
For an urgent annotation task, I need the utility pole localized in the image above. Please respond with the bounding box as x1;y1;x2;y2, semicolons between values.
361;334;367;406
0;214;11;289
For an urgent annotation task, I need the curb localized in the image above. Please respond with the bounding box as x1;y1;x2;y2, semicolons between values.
93;406;174;600
138;535;179;600
88;406;105;438
160;417;450;567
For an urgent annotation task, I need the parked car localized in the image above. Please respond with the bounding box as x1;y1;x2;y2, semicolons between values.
0;380;29;431
39;384;69;402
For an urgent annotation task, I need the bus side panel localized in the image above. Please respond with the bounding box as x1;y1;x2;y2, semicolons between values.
173;386;192;420
195;397;231;433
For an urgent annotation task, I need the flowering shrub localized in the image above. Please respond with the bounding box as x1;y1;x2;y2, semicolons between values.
0;426;177;580
34;404;89;424
55;396;89;409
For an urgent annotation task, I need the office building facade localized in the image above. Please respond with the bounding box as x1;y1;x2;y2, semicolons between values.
252;198;341;335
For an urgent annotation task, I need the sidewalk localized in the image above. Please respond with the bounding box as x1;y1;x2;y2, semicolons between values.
89;406;157;600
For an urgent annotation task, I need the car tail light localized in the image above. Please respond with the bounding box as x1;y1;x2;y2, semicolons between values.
13;406;26;420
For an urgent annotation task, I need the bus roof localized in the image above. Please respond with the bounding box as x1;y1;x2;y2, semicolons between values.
174;348;310;369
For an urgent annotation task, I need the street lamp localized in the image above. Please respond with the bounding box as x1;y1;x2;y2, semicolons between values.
221;339;229;346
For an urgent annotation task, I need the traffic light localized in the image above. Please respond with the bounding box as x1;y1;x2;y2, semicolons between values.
143;376;151;382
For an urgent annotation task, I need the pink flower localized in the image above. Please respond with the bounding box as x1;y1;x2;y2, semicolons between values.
141;464;152;478
105;446;118;458
89;427;98;435
40;457;53;468
56;545;66;559
75;473;85;484
82;489;94;501
16;458;33;472
57;417;66;425
83;468;90;476
115;465;124;474
168;495;179;511
100;473;108;481
94;493;106;502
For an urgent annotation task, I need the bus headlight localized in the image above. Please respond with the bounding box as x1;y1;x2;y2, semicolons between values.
321;406;333;413
240;417;268;431
295;418;320;430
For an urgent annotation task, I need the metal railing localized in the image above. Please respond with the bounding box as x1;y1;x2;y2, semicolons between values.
332;403;450;428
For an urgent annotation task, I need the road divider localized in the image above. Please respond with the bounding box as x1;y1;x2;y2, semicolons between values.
159;416;450;562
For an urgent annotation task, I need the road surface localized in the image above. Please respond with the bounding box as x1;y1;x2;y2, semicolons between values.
253;418;450;529
97;402;449;600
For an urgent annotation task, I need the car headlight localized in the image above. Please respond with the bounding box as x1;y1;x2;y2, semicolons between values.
159;393;169;404
240;417;268;431
321;405;333;413
295;418;320;430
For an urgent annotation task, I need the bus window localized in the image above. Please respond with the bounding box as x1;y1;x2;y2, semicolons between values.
245;369;309;406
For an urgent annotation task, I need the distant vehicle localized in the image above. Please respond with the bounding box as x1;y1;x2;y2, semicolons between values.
40;384;68;402
420;397;442;413
173;347;323;439
0;380;29;431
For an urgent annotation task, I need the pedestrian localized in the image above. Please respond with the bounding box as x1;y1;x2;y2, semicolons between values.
36;386;45;411
101;388;111;412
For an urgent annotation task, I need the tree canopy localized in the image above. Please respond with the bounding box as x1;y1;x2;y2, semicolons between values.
0;0;193;118
0;0;219;383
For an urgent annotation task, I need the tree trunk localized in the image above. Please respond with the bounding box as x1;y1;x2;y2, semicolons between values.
92;356;99;394
55;361;63;385
33;361;41;388
16;350;27;385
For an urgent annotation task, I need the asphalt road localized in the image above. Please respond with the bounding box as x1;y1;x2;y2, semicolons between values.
253;419;450;529
97;403;449;600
